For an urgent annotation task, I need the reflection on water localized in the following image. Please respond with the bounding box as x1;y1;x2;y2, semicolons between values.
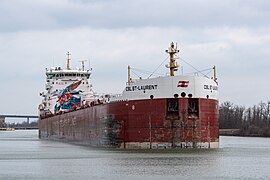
0;130;270;179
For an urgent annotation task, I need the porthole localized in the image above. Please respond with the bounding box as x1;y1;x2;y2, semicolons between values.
181;92;186;97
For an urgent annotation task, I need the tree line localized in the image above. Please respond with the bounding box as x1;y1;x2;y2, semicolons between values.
219;101;270;137
7;121;38;129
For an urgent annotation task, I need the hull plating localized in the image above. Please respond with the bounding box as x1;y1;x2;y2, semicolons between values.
39;98;219;149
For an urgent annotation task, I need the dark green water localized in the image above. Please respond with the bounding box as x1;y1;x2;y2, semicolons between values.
0;130;269;180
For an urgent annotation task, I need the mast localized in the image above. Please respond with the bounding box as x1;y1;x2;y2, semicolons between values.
165;42;179;76
66;52;71;70
127;65;131;85
79;60;87;71
213;65;217;82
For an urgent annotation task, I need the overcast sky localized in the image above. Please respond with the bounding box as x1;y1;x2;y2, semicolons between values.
0;0;269;117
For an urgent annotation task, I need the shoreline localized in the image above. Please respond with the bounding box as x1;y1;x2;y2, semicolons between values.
220;129;270;138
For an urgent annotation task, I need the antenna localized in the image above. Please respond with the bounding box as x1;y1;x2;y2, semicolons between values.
66;52;71;70
181;66;184;75
79;60;87;71
88;57;91;71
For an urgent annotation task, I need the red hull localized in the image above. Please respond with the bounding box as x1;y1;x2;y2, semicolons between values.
39;98;219;148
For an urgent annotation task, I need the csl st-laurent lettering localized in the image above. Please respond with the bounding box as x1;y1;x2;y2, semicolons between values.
126;85;158;91
204;85;218;91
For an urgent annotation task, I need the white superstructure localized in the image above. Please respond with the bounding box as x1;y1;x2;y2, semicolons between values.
111;75;218;102
39;52;95;115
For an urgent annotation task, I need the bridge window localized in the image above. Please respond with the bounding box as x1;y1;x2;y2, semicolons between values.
47;74;53;79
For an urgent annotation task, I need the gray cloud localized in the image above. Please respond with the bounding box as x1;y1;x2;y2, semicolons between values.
0;0;270;32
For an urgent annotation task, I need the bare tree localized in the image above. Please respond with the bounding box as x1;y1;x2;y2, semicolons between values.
219;100;270;137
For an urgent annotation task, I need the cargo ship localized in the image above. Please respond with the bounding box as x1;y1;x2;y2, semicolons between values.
38;42;219;149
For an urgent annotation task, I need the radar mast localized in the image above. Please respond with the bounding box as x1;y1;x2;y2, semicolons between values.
165;42;179;76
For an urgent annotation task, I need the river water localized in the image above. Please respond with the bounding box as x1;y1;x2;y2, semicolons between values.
0;130;270;180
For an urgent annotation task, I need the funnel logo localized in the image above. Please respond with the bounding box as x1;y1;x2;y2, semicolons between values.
177;81;189;88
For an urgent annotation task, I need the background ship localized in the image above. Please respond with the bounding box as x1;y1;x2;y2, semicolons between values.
39;42;219;149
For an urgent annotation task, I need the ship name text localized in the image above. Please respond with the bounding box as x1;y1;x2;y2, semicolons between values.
204;85;218;91
126;85;158;91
